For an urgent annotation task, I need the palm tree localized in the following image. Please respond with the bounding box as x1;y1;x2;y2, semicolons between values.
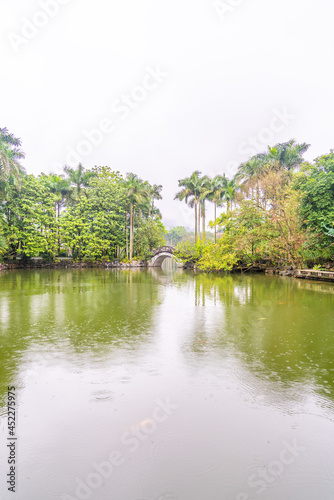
235;155;266;204
148;183;163;214
46;174;72;217
123;173;150;259
208;174;226;243
198;175;211;244
175;171;202;243
45;174;72;253
0;127;25;192
136;198;152;228
225;178;240;213
261;140;310;172
64;163;95;199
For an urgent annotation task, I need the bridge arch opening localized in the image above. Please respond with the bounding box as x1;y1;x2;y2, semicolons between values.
152;254;172;267
149;247;183;268
155;255;172;266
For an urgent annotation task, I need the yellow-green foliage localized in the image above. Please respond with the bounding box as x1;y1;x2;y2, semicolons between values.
201;186;306;270
197;237;238;272
173;241;203;264
0;225;7;257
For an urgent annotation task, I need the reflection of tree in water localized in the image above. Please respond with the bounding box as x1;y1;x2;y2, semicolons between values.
181;273;334;402
1;269;334;408
0;269;163;408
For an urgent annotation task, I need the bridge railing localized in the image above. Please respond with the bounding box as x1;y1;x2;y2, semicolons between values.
152;246;175;256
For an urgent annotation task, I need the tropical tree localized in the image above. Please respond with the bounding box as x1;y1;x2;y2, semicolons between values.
173;240;203;267
294;150;334;246
64;163;95;199
1;175;58;259
0;226;7;256
0;127;25;192
261;139;310;172
235;155;266;204
44;174;72;253
224;178;240;212
175;171;202;243
61;169;126;260
208;174;226;243
148;183;163;214
45;174;72;217
134;218;166;259
123;173;150;259
198;175;212;244
136;199;151;226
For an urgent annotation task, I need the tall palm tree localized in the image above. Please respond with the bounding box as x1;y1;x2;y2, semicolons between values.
235;155;266;204
175;171;202;243
261;140;310;172
123;173;150;259
46;174;72;217
225;178;240;213
149;183;163;214
198;175;211;244
64;163;95;199
45;174;72;253
136;198;152;228
0;127;25;192
208;174;226;243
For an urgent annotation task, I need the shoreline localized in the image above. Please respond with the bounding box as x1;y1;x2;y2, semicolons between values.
2;260;334;283
0;259;149;271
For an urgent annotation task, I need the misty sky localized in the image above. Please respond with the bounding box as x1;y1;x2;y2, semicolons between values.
1;0;334;229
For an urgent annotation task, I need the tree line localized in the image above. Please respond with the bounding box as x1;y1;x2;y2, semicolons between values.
174;140;334;270
1;126;333;269
0;128;165;262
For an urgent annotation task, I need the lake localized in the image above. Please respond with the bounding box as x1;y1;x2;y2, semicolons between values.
0;268;334;500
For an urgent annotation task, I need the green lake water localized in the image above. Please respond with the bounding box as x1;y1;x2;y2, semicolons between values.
0;268;334;499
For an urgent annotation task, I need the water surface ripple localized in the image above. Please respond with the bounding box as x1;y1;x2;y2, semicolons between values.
0;269;334;499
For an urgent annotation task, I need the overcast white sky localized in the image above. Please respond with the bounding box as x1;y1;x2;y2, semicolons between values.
1;0;334;228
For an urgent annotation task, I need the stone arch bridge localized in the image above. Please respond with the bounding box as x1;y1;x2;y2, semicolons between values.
148;246;183;267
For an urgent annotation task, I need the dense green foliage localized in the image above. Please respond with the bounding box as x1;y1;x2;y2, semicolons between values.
60;169;127;260
0;127;25;190
1;175;58;259
294;151;334;246
0;130;166;262
134;219;166;259
173;241;203;266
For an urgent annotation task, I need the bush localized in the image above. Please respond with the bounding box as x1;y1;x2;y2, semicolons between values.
173;241;203;265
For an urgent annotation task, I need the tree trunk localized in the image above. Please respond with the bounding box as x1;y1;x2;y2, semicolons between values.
125;208;129;259
198;201;201;243
214;201;217;243
130;203;133;260
202;201;206;244
194;201;198;243
78;230;81;261
57;202;61;254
